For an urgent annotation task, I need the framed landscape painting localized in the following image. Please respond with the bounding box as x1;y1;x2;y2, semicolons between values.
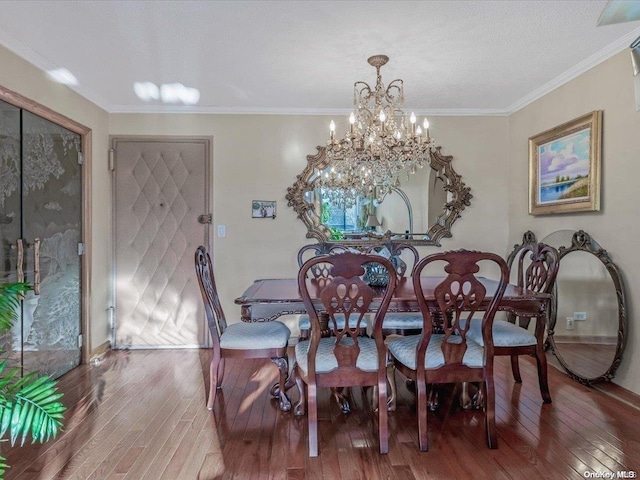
529;111;602;215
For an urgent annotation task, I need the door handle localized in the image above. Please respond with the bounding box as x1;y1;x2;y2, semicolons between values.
16;238;24;283
33;238;41;295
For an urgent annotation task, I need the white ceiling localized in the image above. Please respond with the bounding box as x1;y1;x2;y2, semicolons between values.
1;0;640;115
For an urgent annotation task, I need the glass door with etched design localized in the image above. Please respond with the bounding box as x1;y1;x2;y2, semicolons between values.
0;99;82;379
0;100;23;370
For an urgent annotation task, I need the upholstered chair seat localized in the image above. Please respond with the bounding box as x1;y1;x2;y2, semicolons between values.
466;318;536;348
295;336;379;373
298;313;349;331
387;334;485;370
379;313;423;331
220;321;290;350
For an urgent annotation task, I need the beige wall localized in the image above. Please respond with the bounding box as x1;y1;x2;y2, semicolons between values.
109;114;510;335
508;50;639;394
0;44;111;354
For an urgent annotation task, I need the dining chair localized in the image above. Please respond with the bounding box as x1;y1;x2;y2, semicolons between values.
297;243;363;340
294;251;397;457
466;239;559;403
194;246;292;411
387;249;509;451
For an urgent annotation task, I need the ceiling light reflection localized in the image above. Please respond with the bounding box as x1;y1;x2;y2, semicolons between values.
134;82;159;101
134;81;200;105
47;68;78;85
160;83;200;105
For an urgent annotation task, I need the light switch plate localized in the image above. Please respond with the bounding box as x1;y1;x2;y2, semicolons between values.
217;225;226;238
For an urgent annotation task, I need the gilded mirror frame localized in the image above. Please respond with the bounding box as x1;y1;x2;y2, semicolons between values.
285;146;472;246
546;230;627;385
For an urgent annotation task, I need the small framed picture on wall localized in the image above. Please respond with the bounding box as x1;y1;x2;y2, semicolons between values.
252;200;276;219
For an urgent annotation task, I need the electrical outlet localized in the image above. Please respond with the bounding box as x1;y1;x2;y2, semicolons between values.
573;312;587;321
566;317;575;330
217;224;226;238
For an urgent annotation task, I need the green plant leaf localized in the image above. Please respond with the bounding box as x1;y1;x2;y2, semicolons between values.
0;371;66;447
0;283;31;333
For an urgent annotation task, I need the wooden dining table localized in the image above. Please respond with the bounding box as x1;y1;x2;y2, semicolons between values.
235;276;552;323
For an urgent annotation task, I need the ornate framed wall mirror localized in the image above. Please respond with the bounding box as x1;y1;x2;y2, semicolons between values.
285;146;472;246
542;229;627;385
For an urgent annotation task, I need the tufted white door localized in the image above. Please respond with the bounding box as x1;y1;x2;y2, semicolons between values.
112;137;211;348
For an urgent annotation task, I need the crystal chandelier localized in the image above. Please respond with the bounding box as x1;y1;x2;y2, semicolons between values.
319;54;434;201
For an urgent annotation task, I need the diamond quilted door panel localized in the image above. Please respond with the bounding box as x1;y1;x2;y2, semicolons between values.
114;138;210;347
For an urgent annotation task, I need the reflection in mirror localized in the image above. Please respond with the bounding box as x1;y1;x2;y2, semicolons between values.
286;146;471;246
542;230;627;385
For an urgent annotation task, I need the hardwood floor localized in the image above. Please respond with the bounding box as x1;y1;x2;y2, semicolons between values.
2;348;639;479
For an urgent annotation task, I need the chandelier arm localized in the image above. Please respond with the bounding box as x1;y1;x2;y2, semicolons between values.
384;79;404;104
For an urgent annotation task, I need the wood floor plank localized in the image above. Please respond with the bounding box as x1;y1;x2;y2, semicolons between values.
3;349;640;479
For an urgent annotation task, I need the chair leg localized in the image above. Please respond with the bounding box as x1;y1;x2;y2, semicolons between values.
378;375;389;454
510;355;522;383
460;382;473;409
308;383;319;457
386;362;397;412
484;379;498;449
332;387;350;414
207;351;222;410
270;356;292;411
535;344;552;403
294;369;306;417
217;358;226;387
416;377;429;452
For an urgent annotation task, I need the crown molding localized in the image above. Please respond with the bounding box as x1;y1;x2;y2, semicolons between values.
108;104;510;116
506;25;640;114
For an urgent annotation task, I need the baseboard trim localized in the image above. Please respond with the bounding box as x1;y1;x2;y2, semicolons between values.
90;340;111;361
593;382;640;411
552;335;617;345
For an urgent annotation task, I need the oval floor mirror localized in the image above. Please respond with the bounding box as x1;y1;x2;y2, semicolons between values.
541;230;627;385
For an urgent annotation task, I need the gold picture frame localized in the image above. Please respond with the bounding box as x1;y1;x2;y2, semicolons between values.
529;111;602;215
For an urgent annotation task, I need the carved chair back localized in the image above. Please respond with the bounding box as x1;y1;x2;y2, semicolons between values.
297;243;349;280
412;250;509;371
513;243;559;295
366;242;419;278
194;246;227;347
297;251;397;378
